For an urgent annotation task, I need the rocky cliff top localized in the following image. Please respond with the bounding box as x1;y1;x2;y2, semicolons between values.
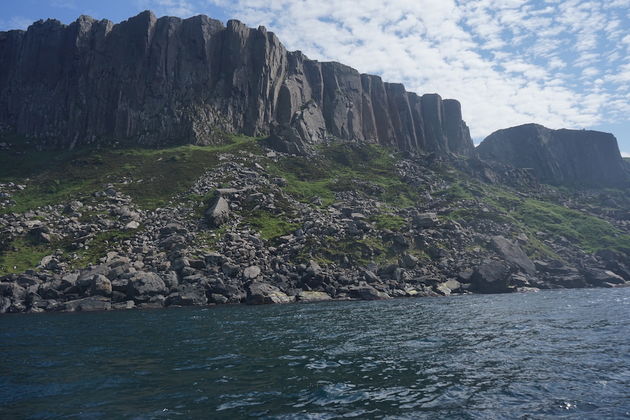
0;10;474;155
476;123;630;188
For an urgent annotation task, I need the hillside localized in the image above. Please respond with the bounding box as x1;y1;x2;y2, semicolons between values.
1;134;630;313
1;12;630;314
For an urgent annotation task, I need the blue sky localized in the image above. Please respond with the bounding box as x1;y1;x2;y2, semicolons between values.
1;0;629;155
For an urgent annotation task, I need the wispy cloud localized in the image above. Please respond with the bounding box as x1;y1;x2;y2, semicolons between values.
204;0;629;140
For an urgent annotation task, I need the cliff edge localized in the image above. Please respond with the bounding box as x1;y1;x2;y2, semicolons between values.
476;123;630;187
0;11;474;155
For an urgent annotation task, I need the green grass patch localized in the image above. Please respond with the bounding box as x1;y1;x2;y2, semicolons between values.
297;234;397;266
193;226;229;253
435;181;476;202
68;229;138;269
0;236;54;276
268;142;419;207
370;213;407;231
1;134;258;213
442;178;630;255
243;210;299;241
513;199;630;253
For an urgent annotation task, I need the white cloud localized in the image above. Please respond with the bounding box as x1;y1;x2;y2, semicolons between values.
621;152;630;158
202;0;629;141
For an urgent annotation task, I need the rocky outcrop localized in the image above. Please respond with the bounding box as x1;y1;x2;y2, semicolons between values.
0;11;474;155
477;124;630;187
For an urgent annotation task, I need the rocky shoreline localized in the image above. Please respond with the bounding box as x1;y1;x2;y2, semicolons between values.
2;144;630;315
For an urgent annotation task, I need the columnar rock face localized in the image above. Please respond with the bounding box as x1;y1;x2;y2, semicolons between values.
477;124;630;187
0;11;474;154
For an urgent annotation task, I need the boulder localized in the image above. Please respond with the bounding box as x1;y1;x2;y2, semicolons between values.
348;285;391;300
0;296;12;313
297;291;333;302
88;275;112;297
127;272;167;298
221;262;240;277
400;253;419;269
209;293;229;304
0;282;26;301
413;213;439;228
125;221;140;230
165;286;208;306
471;261;513;293
243;265;262;280
205;194;230;227
491;235;536;275
62;296;111;312
436;279;461;295
584;268;626;286
246;282;292;305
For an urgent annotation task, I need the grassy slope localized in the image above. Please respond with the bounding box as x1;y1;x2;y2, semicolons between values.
2;135;630;274
0;134;257;212
0;135;259;274
267;143;420;208
440;179;630;256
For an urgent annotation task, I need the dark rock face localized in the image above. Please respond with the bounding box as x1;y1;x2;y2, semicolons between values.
477;124;630;187
0;11;474;155
491;236;535;275
471;261;512;294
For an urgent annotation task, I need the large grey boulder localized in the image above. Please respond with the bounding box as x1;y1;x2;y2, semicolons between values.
205;194;230;228
491;236;536;275
88;275;113;297
471;261;513;293
245;282;292;305
165;285;208;306
583;268;626;286
296;291;333;302
62;296;111;312
348;285;391;300
127;272;167;298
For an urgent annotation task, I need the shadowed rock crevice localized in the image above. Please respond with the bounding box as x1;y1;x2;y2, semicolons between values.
0;11;474;155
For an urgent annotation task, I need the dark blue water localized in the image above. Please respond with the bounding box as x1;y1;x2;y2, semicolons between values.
1;288;629;419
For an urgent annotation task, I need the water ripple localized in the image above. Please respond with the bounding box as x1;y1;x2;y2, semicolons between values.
0;288;629;419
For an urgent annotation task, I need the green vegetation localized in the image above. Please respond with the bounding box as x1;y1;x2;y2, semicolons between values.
1;134;258;213
193;226;229;254
439;177;630;255
243;210;299;241
268;142;420;208
68;229;137;269
513;199;630;253
436;181;476;202
3;132;629;270
369;213;407;231
0;228;139;276
0;236;54;275
298;234;400;266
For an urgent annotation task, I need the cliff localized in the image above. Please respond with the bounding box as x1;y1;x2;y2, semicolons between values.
476;124;630;187
0;11;474;155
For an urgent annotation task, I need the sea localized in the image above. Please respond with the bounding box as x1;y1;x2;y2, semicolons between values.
1;288;629;419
